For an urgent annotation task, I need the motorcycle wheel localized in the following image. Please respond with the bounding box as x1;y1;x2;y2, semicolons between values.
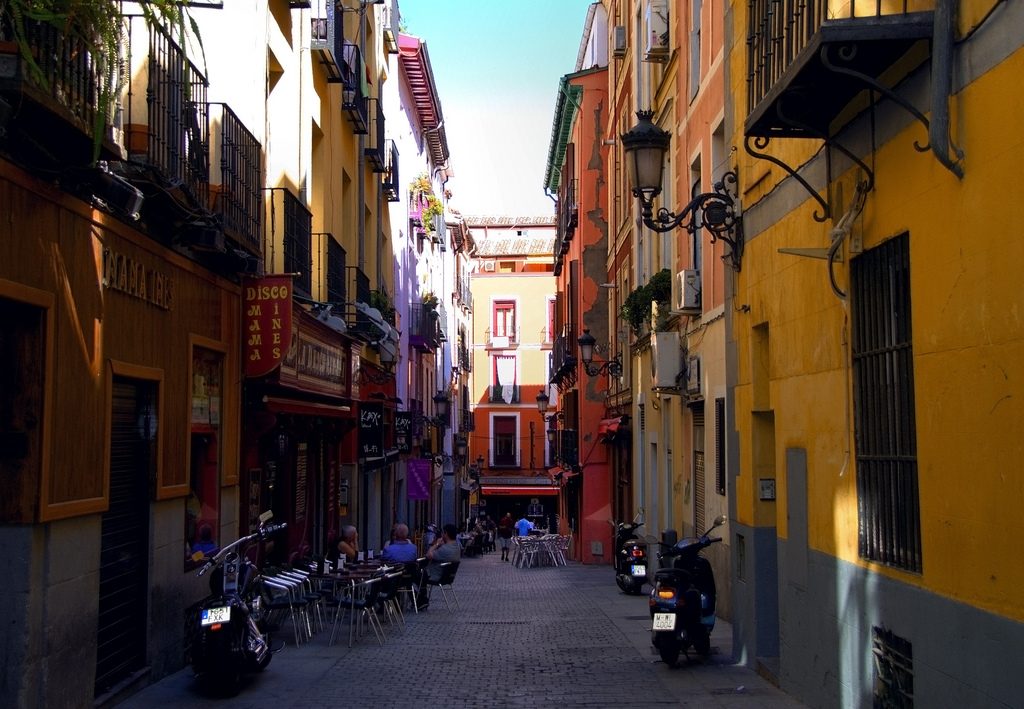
658;644;681;667
615;575;642;595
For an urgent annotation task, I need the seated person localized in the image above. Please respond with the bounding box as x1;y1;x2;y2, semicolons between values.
416;523;461;609
191;525;217;557
380;523;418;564
337;525;360;563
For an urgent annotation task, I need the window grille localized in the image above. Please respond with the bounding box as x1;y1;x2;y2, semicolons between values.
872;626;914;708
851;234;921;572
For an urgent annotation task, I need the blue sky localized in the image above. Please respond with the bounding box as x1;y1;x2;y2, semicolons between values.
398;0;596;217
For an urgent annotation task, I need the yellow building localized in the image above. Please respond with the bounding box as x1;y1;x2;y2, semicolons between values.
466;217;557;526
727;0;1024;705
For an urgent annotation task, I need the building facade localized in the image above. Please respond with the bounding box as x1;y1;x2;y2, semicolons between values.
726;0;1024;705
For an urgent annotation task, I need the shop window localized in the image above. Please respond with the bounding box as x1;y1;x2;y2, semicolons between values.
185;347;223;570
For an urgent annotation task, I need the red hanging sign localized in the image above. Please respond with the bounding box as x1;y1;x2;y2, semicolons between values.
243;275;293;378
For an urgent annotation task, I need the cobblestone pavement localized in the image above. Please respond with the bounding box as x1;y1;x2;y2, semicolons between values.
120;551;807;708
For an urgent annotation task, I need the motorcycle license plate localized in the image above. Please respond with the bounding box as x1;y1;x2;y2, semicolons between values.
652;613;676;631
201;606;230;626
631;564;647;577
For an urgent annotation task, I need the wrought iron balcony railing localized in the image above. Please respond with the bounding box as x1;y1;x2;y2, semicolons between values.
271;188;312;297
310;0;345;81
365;97;386;172
382;139;400;201
209;103;263;257
745;0;935;138
489;385;521;404
340;43;368;134
125;22;210;208
409;302;442;352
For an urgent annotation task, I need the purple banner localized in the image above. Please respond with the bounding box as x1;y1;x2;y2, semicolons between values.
407;458;431;501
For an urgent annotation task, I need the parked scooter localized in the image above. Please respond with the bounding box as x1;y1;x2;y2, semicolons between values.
611;513;650;595
649;515;726;666
186;512;287;694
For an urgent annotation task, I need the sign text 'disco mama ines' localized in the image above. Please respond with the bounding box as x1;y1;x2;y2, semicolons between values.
243;276;292;377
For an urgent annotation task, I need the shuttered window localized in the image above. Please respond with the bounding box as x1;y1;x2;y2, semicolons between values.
851;233;921;573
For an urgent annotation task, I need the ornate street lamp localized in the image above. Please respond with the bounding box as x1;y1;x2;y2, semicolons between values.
621;110;744;270
577;328;623;377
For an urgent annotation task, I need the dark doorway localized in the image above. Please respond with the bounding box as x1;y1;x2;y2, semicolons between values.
95;378;156;696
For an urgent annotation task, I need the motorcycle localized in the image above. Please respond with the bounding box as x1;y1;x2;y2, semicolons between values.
186;512;287;694
649;515;726;666
611;513;650;595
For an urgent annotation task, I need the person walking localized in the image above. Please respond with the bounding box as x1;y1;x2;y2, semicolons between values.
497;513;514;561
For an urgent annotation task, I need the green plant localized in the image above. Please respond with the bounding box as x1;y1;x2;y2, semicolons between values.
409;173;432;203
421;291;439;308
421;194;444;232
620;268;672;332
369;289;396;326
3;1;198;162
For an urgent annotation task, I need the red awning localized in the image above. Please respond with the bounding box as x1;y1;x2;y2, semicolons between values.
481;486;559;496
263;395;354;418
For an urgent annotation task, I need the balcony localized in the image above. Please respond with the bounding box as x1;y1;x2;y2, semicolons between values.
310;0;345;82
408;302;442;352
459;409;475;432
382;0;401;54
485;327;520;349
382;139;400;201
549;332;578;388
0;16;122;167
124;22;210;210
745;0;935;139
365;98;386;172
209;103;263;258
489;385;521;404
268;188;312;297
340;43;368;134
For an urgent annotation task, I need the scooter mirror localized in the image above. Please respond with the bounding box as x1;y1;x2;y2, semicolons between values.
713;515;727;527
259;510;274;524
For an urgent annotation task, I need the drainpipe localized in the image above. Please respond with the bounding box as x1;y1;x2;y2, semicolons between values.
931;0;964;178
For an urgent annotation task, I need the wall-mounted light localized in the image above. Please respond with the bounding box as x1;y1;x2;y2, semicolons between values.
622;110;744;270
577;329;623;377
536;389;550;416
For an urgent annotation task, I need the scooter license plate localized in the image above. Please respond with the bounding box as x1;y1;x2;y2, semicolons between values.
201;606;230;626
631;564;647;577
652;612;676;631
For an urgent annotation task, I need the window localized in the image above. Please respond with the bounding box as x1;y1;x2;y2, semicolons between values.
186;346;224;569
851;233;921;572
715;398;726;495
491;354;518;403
545;298;556;343
493;415;517;467
493;300;516;340
282;189;312;297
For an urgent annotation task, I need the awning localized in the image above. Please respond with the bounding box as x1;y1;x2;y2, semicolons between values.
599;416;629;443
263;395;353;418
361;447;400;472
481;485;559;496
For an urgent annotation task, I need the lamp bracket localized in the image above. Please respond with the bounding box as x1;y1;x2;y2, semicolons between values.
639;170;745;271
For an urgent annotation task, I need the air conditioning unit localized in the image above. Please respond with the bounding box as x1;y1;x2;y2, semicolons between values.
482;261;495;272
651;331;681;390
686;354;701;395
675;269;701;314
644;0;670;62
613;26;627;57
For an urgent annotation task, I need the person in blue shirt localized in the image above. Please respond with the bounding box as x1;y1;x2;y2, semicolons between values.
515;515;534;537
381;523;418;563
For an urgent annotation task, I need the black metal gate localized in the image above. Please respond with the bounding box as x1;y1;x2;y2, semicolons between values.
94;378;155;696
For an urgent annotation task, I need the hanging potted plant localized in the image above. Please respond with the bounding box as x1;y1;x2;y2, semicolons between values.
422;194;444;242
620;268;672;333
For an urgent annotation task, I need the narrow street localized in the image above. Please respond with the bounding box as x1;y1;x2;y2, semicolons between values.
121;552;805;708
